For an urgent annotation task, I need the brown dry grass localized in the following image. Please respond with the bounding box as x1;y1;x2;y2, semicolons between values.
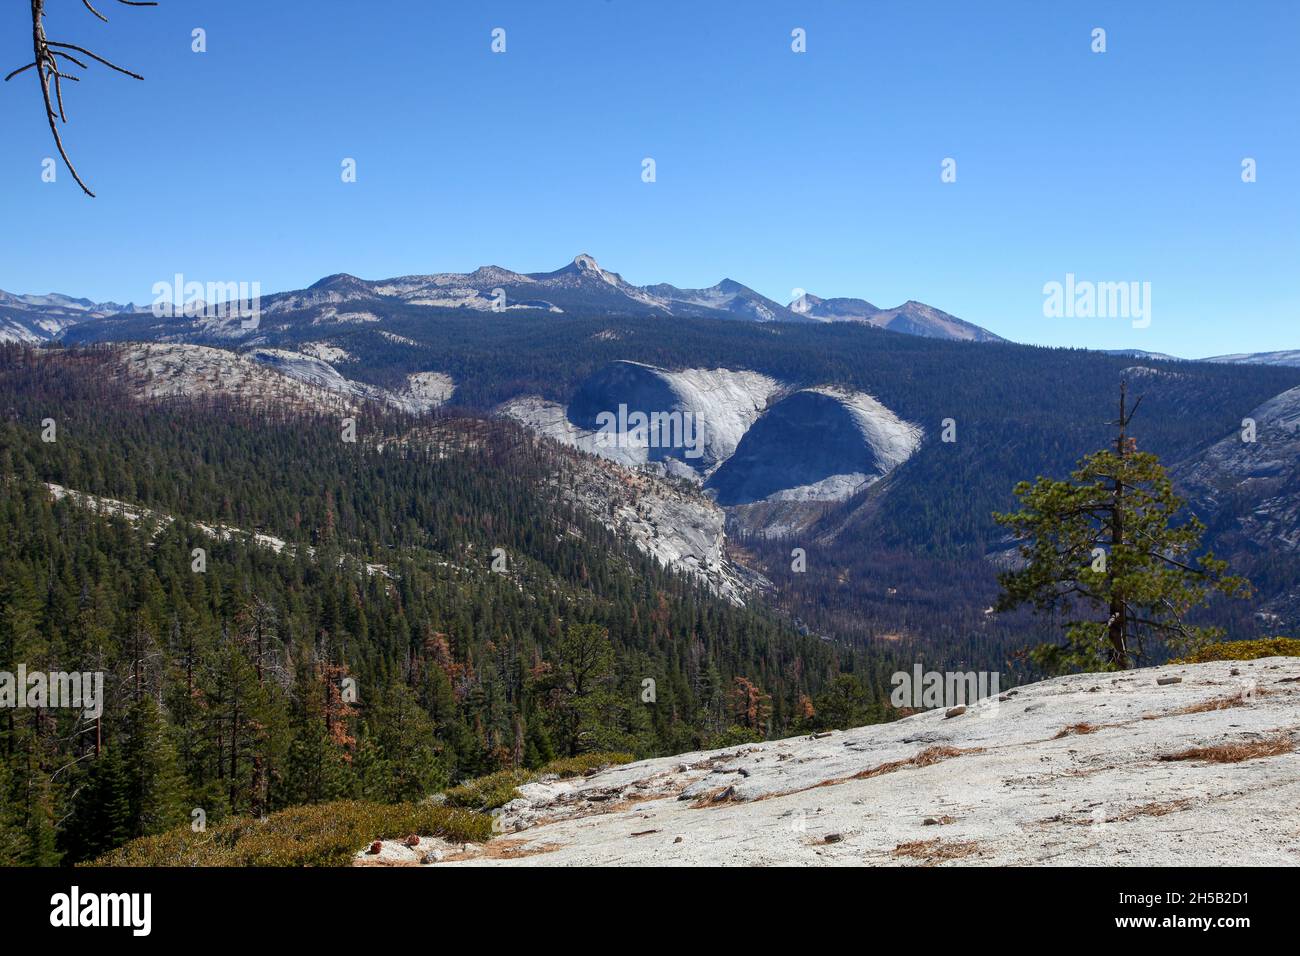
689;785;739;808
1142;690;1273;721
352;856;424;867
1158;735;1294;764
1176;697;1246;715
1054;722;1099;738
1117;798;1193;821
847;745;983;782
441;838;566;862
891;838;983;865
482;839;566;860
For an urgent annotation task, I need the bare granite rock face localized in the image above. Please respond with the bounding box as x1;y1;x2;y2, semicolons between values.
539;442;759;604
113;342;455;415
502;361;923;509
417;658;1300;866
1174;385;1300;554
705;385;922;505
117;343;360;412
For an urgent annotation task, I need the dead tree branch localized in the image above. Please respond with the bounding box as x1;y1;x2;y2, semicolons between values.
6;0;157;197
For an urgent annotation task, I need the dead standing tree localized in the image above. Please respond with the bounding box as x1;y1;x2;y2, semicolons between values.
6;0;157;197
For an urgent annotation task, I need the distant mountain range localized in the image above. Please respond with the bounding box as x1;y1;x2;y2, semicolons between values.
0;289;135;345
1201;350;1300;368
0;254;1005;345
1099;348;1188;363
793;294;1005;342
1104;348;1300;368
12;254;1297;361
7;255;1297;392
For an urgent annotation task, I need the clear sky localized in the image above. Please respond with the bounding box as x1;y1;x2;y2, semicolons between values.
1;0;1295;357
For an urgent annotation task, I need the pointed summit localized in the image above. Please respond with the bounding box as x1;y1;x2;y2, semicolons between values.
543;253;606;278
537;253;612;279
524;254;669;311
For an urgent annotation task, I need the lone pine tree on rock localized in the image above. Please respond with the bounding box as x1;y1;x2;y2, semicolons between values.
994;381;1250;672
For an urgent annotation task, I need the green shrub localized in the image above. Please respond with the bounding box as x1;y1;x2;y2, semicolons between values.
705;725;765;749
443;752;637;809
442;768;534;811
1174;637;1300;663
540;752;635;778
85;800;492;867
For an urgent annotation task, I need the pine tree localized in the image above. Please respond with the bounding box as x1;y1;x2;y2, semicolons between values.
119;695;188;838
359;683;446;802
282;662;356;806
549;623;615;756
994;382;1250;671
0;756;28;866
62;745;133;863
13;735;62;867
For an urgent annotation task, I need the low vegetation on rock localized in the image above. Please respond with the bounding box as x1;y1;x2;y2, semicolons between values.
87;801;492;867
444;752;635;811
1174;637;1300;663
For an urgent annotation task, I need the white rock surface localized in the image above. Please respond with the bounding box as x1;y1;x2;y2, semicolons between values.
0;290;130;342
0;317;50;344
541;442;753;603
432;658;1300;866
1175;385;1300;553
248;348;377;398
117;343;359;412
44;483;390;577
354;835;463;867
498;396;651;469
46;483;164;527
299;341;354;364
705;385;923;504
109;343;455;420
652;365;785;467
397;371;456;411
519;362;785;479
309;307;381;325
804;385;923;486
504;362;923;507
1203;349;1300;368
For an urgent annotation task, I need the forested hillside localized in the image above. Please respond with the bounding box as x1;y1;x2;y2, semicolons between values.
0;344;908;865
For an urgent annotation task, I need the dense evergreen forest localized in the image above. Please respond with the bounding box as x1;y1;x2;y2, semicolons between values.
0;345;904;865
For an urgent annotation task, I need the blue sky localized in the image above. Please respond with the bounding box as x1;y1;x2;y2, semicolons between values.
1;0;1295;356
